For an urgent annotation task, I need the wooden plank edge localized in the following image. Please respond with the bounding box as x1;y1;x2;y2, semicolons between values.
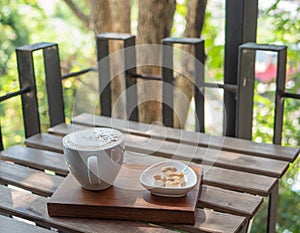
0;215;54;233
2;146;262;217
0;185;246;233
70;114;299;162
26;132;288;179
0;145;68;176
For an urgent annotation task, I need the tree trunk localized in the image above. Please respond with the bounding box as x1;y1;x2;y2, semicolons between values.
108;0;131;119
173;0;207;129
137;0;176;123
64;0;131;119
111;0;131;33
89;0;113;33
63;0;205;126
89;0;131;119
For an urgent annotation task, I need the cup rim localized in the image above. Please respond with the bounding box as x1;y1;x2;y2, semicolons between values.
62;128;125;151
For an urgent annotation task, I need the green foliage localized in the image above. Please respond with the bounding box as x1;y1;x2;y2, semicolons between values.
0;1;33;74
171;1;186;37
0;1;95;147
252;79;300;232
250;1;300;232
0;1;299;232
201;11;224;82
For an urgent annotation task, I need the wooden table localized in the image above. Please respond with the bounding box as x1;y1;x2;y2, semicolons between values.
0;113;298;233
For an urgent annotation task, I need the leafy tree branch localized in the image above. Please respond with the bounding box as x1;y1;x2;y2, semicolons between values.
62;0;90;28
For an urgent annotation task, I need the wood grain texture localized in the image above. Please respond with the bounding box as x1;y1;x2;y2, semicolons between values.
26;132;289;178
4;114;295;232
124;134;289;178
25;133;276;196
124;151;275;196
0;215;53;233
48;164;202;224
167;208;246;233
199;185;262;218
0;185;174;233
0;145;67;175
202;164;275;196
25;133;63;154
71;113;299;162
0;160;63;196
48;123;87;136
0;144;263;218
0;185;247;233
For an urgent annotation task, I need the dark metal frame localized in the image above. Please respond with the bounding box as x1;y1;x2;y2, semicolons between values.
96;33;138;121
236;42;300;233
13;38;298;144
162;37;205;132
16;42;65;138
224;0;258;137
236;42;288;145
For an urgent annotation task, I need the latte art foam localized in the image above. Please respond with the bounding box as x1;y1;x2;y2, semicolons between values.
63;128;125;151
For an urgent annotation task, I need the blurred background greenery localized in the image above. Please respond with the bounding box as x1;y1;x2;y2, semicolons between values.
0;0;299;232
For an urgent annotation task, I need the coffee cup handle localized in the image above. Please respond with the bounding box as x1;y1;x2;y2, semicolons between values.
111;148;122;163
87;156;101;185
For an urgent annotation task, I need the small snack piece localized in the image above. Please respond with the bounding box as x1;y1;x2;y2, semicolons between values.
165;177;181;187
153;166;186;188
167;172;185;186
153;175;166;186
161;166;177;176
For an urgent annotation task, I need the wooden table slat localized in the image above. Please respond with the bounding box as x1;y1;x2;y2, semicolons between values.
0;160;63;196
25;133;63;154
24;133;276;196
200;185;263;218
0;215;54;233
0;112;294;233
27;131;289;178
2;113;294;232
0;145;69;175
164;209;247;233
0;185;246;233
0;145;67;176
202;163;275;196
124;151;275;196
125;134;289;178
0;146;263;218
70;113;299;162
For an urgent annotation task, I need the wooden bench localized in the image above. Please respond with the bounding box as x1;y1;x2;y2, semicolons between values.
0;134;258;232
1;114;298;232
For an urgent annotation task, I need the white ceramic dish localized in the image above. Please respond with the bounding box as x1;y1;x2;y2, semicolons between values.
139;161;197;197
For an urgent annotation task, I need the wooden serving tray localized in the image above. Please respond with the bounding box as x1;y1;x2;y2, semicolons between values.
47;164;202;224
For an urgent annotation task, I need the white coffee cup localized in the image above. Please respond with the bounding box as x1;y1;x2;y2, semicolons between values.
62;128;125;191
